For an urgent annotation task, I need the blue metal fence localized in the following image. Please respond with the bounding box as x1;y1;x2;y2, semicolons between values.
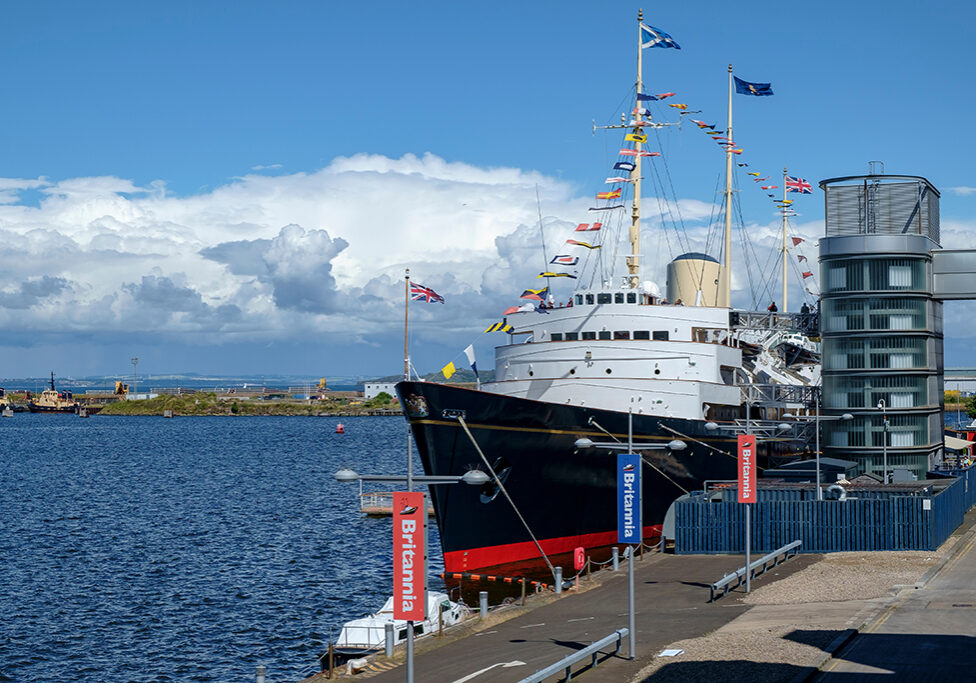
675;468;976;554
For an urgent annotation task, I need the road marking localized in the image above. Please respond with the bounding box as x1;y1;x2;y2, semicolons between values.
474;630;498;637
520;623;546;629
451;660;526;682
567;616;595;622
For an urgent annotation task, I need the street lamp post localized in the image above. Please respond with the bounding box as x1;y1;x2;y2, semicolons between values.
334;468;488;683
574;419;686;660
784;411;854;500
131;357;139;397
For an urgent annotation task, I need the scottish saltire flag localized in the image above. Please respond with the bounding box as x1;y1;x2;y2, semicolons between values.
786;176;813;194
550;255;579;266
734;76;773;96
640;23;680;49
463;344;478;379
614;161;636;172
410;282;445;303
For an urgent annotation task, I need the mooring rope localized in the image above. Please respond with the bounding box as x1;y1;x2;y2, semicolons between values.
455;416;557;581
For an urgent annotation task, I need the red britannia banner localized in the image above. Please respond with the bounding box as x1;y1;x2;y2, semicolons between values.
738;434;757;504
393;491;426;620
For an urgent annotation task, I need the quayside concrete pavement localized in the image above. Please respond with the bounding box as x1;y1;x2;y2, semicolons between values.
323;550;820;683
306;509;976;682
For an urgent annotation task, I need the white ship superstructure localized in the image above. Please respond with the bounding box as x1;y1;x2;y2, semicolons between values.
485;291;742;419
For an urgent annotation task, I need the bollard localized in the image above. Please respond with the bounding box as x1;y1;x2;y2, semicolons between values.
586;556;591;581
479;591;488;619
385;622;394;656
255;665;266;683
328;642;334;679
612;546;619;571
555;566;563;594
439;603;444;636
520;577;527;606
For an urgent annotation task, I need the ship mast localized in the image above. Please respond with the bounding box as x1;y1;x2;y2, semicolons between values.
628;9;644;290
781;167;788;311
721;64;733;307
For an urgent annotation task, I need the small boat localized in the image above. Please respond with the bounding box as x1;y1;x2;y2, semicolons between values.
336;423;345;434
27;372;78;414
333;591;464;662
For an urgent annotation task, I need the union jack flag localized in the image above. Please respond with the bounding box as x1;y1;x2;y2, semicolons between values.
786;176;813;194
410;282;445;303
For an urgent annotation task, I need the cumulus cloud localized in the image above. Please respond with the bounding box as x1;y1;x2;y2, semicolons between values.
0;152;972;370
947;186;976;196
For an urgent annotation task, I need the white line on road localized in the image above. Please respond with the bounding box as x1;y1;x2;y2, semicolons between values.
567;616;595;622
474;630;498;637
520;623;546;629
451;660;526;682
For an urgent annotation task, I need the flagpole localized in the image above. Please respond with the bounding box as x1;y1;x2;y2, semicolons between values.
403;268;413;491
629;8;644;290
722;64;733;307
781;167;788;312
404;269;410;380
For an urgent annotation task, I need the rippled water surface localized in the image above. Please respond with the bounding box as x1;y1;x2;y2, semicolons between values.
0;414;440;682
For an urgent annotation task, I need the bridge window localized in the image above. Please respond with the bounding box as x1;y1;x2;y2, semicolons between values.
565;332;579;341
585;294;594;305
575;294;584;305
598;331;611;340
653;330;670;341
627;292;637;304
614;293;625;303
597;293;612;304
614;331;630;340
582;331;596;340
634;330;650;340
551;333;563;341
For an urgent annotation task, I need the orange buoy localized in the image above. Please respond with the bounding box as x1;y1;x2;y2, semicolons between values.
335;423;345;434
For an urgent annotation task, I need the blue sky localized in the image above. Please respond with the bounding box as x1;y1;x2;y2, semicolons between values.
1;1;974;379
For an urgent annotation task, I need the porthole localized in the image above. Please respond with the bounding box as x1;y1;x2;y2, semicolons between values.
606;368;612;374
528;370;534;377
570;368;576;375
654;368;661;375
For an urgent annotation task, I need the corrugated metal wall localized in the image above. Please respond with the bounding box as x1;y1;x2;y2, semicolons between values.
675;469;976;554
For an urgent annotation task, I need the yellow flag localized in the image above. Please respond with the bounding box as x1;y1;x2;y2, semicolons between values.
441;362;456;379
625;133;647;143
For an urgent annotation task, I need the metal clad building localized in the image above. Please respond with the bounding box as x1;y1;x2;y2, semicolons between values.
818;175;943;479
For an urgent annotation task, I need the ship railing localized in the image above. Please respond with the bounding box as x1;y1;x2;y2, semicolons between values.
709;540;802;602
517;628;629;683
730;310;819;335
740;383;819;409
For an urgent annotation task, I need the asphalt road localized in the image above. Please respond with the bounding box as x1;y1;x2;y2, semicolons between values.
365;550;819;683
815;530;976;680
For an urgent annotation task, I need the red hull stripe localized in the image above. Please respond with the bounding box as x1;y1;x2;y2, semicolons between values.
443;525;663;573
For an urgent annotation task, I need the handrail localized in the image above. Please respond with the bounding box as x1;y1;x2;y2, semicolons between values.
710;540;802;602
517;628;628;683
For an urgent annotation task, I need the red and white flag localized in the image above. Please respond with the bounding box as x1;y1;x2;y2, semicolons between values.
575;223;602;232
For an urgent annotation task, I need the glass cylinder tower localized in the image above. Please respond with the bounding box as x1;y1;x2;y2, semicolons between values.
818;175;943;480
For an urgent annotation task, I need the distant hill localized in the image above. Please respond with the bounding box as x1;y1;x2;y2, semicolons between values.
370;368;494;384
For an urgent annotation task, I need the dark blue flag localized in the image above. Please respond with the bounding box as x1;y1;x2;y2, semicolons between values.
614;161;636;172
734;76;773;96
636;93;658;102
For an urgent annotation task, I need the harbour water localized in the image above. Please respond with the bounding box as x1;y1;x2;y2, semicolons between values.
1;414;441;682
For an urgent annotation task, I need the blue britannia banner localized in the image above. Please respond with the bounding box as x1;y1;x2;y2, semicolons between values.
617;453;642;544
